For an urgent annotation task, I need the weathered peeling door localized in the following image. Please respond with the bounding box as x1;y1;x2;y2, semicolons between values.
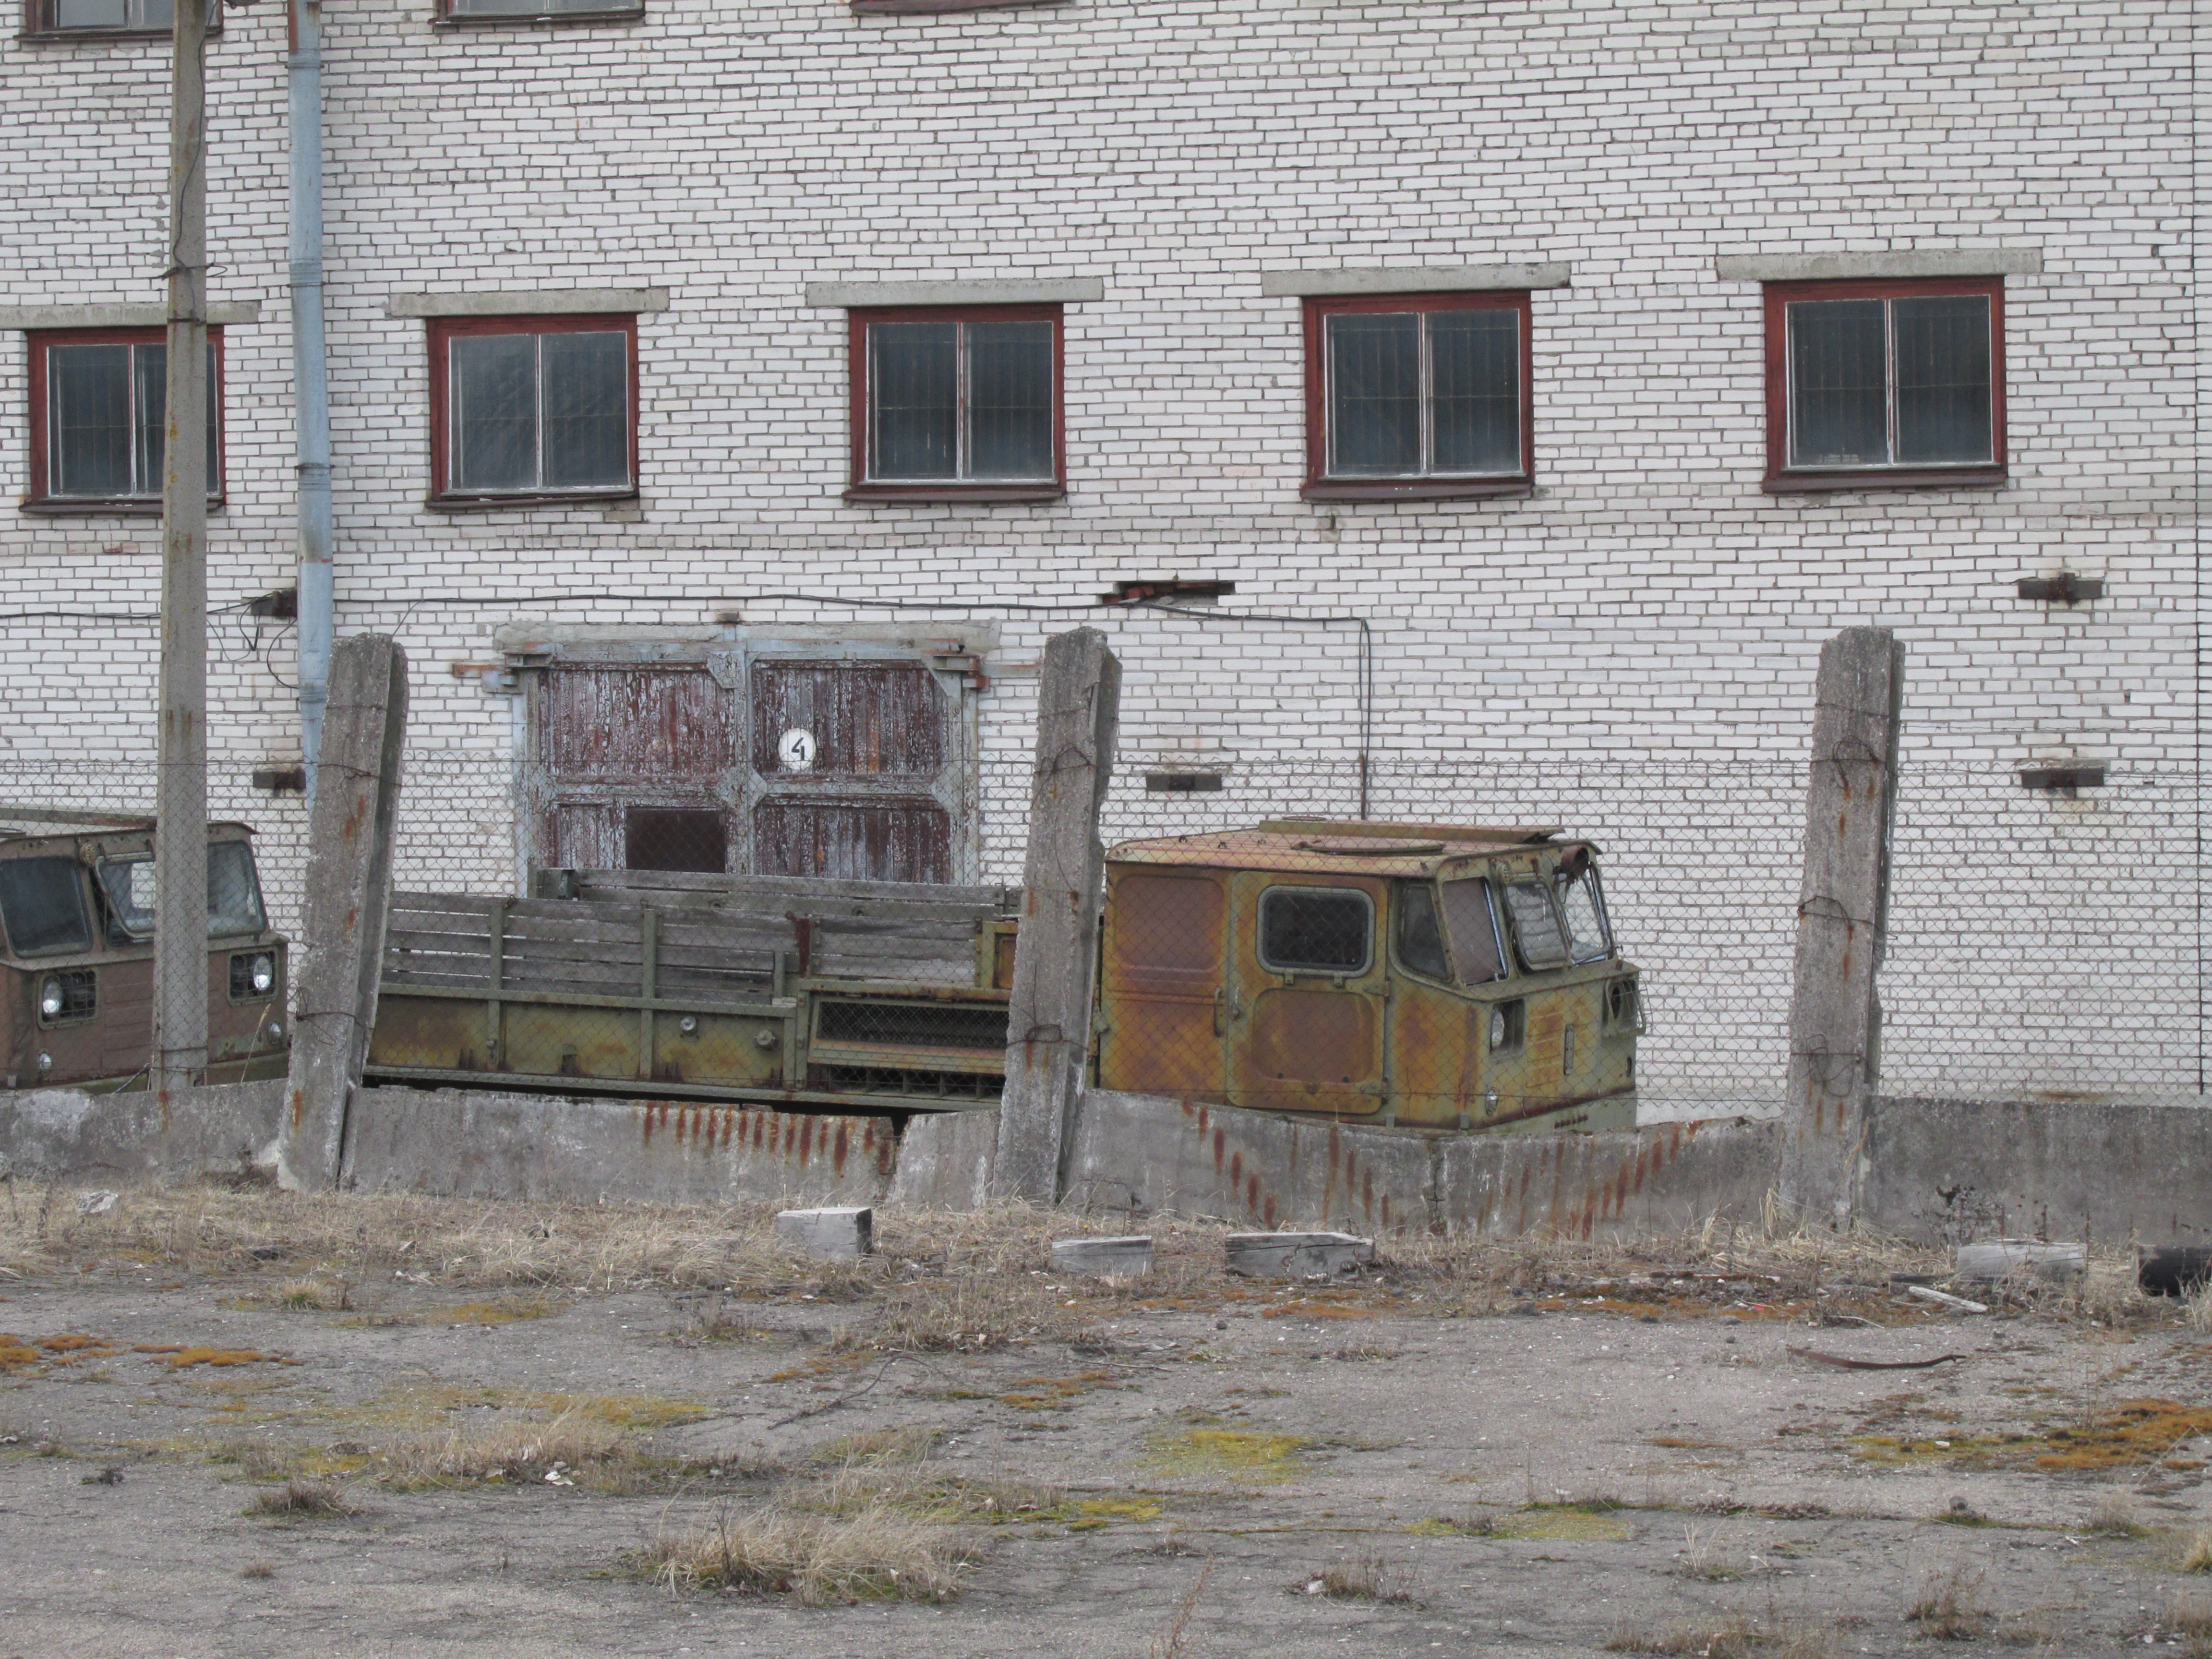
522;640;977;884
536;665;737;872
746;656;955;884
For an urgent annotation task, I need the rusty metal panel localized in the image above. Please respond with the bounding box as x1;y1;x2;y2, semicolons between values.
1243;987;1382;1114
1097;869;1226;1098
749;661;945;778
755;798;950;884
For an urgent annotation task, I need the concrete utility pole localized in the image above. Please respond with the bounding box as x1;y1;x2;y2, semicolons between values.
1777;626;1904;1229
152;0;212;1097
994;627;1121;1204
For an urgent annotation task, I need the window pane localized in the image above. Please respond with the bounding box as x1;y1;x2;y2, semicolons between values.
1557;867;1612;963
966;320;1053;480
450;333;539;491
1259;888;1370;973
1441;878;1505;983
1430;309;1520;474
1502;880;1571;970
1394;881;1449;979
127;342;220;496
1326;313;1420;475
869;323;958;480
541;331;629;488
53;0;130;24
1894;295;1992;464
450;0;627;11
1787;299;1887;466
48;344;131;498
98;858;156;944
207;842;265;938
0;858;92;957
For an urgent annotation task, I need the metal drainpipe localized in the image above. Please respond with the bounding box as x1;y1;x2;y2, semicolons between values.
289;0;333;799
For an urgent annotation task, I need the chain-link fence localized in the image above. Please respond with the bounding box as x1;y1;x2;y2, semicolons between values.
0;748;2199;1117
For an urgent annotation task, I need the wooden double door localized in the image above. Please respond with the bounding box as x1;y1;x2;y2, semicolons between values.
520;642;977;885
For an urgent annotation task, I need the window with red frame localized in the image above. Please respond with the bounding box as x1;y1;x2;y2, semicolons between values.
27;328;221;508
847;306;1062;499
24;0;220;38
1764;277;2005;490
1302;292;1532;499
427;315;637;504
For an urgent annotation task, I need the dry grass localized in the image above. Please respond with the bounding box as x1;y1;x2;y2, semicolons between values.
1299;1548;1419;1606
376;1408;625;1490
250;1479;355;1519
637;1497;968;1605
1911;1565;1992;1640
2171;1592;2212;1659
1148;1559;1212;1659
1671;1522;1746;1581
2181;1529;2212;1575
2086;1490;2147;1537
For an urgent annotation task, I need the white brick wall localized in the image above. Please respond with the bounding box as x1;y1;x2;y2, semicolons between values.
0;0;2200;1105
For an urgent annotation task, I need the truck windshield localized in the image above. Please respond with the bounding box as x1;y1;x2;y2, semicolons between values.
1440;877;1506;982
97;842;267;943
1393;881;1449;979
0;857;93;957
1502;880;1573;970
1557;865;1613;962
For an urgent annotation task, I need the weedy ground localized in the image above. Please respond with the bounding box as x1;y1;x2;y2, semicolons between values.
0;1180;2205;1657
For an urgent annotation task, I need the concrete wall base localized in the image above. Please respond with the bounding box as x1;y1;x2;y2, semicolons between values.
4;1081;2206;1248
0;1079;284;1186
339;1087;897;1207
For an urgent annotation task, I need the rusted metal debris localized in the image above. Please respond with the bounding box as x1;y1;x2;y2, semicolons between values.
1788;1346;1968;1371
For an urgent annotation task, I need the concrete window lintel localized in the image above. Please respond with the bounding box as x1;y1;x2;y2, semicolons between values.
384;289;671;318
1714;250;2044;281
803;278;1106;308
0;301;262;328
1258;264;1570;297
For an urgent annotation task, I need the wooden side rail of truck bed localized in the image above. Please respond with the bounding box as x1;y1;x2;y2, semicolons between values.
363;871;1021;1112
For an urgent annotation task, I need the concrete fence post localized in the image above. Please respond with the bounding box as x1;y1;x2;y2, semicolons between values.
276;634;408;1191
994;627;1121;1204
1777;626;1903;1229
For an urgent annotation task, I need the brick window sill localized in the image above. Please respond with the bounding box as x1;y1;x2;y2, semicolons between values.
427;491;637;513
18;24;221;41
843;484;1064;504
432;6;642;24
850;0;1070;13
21;498;224;517
1763;469;2008;495
1301;480;1532;504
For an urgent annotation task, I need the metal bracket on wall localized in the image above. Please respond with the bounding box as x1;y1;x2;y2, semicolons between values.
2017;573;2103;605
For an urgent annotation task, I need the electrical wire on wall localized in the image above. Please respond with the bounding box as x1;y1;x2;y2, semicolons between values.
324;586;1381;815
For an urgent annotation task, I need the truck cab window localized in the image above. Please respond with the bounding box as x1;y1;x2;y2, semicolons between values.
0;857;93;957
96;845;266;943
1502;880;1572;970
1393;881;1450;979
1441;877;1506;982
1557;866;1613;963
1259;887;1371;974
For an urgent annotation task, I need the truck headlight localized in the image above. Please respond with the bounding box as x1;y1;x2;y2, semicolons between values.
1489;1009;1506;1050
250;953;276;995
39;978;63;1020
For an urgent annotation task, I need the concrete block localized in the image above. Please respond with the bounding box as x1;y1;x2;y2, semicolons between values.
1052;1235;1153;1277
776;1205;873;1261
886;1108;998;1209
1955;1240;2084;1282
1224;1231;1373;1278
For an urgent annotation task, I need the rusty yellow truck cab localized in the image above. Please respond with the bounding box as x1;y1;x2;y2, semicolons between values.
1095;819;1638;1132
0;812;289;1092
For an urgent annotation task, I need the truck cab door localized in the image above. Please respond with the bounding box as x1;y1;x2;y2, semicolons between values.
1095;867;1228;1100
1224;872;1387;1117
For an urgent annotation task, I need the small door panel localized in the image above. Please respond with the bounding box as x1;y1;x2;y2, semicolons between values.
1224;871;1387;1117
1097;870;1227;1098
750;662;946;779
755;799;951;884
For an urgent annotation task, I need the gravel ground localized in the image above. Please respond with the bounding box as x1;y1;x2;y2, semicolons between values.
0;1195;2205;1658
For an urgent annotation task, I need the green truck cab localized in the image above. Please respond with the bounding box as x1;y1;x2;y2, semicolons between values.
1094;819;1638;1131
0;813;289;1092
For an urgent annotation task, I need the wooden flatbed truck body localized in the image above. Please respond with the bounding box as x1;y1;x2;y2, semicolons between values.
365;819;1637;1132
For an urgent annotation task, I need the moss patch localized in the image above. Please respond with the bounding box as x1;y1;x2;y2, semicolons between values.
1144;1428;1310;1481
1493;1504;1634;1542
